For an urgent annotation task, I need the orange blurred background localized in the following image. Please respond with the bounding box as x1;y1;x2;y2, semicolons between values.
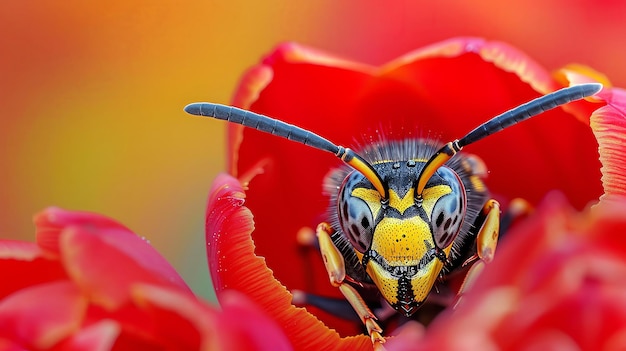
2;0;625;301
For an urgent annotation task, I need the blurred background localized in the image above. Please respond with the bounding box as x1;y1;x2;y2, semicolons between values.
2;0;625;301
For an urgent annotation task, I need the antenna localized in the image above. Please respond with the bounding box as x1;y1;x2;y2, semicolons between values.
184;103;388;198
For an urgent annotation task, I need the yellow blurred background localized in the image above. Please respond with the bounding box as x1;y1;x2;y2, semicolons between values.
2;0;625;300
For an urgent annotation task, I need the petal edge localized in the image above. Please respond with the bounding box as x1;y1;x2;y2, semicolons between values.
205;173;371;350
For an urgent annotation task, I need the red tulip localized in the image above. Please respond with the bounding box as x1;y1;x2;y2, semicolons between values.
205;37;626;350
0;207;291;350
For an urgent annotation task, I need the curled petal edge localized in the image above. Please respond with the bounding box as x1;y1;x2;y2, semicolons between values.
206;173;371;350
590;87;626;202
378;37;557;96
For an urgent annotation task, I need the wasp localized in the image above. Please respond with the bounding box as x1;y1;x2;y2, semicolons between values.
185;83;601;345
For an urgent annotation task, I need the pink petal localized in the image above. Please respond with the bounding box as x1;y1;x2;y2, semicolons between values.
52;320;121;351
59;223;191;310
0;281;87;349
590;88;626;200
34;207;132;256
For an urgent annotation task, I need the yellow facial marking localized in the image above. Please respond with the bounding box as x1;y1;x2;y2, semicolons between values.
369;217;431;266
365;257;444;305
352;185;448;219
421;185;452;218
388;188;414;215
410;259;443;302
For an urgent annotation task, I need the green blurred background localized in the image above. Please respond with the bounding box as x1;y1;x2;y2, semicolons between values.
2;0;625;301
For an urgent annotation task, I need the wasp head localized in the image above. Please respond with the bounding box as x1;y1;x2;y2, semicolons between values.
337;159;467;316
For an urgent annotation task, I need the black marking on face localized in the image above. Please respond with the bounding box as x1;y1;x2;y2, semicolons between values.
338;172;377;253
430;167;466;249
394;277;419;316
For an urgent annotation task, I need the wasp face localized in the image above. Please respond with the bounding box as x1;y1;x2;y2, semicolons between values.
337;160;467;316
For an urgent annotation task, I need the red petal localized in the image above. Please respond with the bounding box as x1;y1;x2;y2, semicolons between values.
0;240;68;299
0;281;87;349
229;64;274;176
205;173;370;350
59;222;191;310
0;338;27;351
218;290;292;351
52;320;120;351
128;284;291;351
230;45;372;324
128;284;211;350
229;43;375;177
590;88;626;200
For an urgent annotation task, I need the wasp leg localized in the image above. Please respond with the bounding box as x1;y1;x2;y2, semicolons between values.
316;222;385;346
317;222;346;286
455;199;500;307
476;199;500;263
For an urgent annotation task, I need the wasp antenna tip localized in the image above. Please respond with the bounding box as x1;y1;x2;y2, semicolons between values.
592;82;603;93
184;102;205;116
581;82;603;95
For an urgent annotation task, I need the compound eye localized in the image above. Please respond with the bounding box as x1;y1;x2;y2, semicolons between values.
338;173;376;253
430;167;466;249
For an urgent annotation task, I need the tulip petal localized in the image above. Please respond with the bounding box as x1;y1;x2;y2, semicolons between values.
34;207;132;256
132;284;293;351
125;284;290;351
59;222;191;310
382;38;557;94
229;43;373;322
54;320;121;351
218;290;292;351
229;64;273;176
206;173;371;350
460;193;573;290
0;281;87;349
0;338;27;351
129;284;212;350
0;240;68;299
590;88;626;200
